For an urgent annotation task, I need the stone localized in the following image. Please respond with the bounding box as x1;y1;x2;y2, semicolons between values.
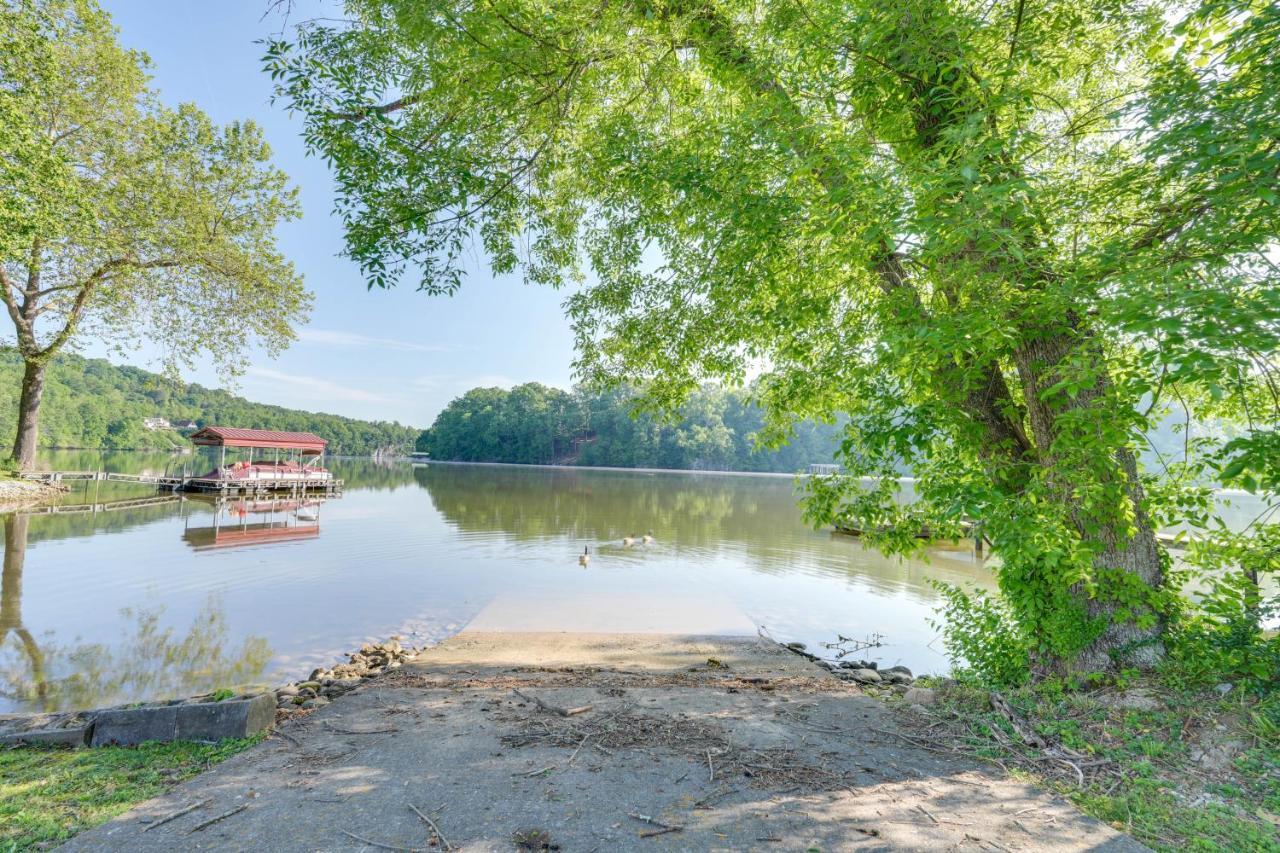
879;666;913;685
333;677;362;691
903;687;937;706
176;694;276;741
91;705;179;747
0;725;93;748
1099;689;1163;712
301;696;330;710
785;642;806;651
848;668;882;684
297;681;322;692
276;685;299;698
838;660;877;670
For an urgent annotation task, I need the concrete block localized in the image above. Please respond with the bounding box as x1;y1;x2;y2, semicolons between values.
91;705;178;747
0;724;93;747
176;693;275;741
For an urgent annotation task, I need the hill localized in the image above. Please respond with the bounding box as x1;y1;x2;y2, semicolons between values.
418;383;844;473
0;350;418;457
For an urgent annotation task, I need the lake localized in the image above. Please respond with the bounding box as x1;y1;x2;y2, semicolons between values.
0;450;1007;714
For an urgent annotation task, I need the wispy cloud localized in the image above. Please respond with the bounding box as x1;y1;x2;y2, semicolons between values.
245;367;394;404
297;328;458;353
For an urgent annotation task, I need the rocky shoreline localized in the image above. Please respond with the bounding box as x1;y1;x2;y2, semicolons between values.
0;477;68;510
272;637;421;713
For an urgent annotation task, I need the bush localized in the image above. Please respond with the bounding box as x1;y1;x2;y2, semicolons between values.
931;583;1033;688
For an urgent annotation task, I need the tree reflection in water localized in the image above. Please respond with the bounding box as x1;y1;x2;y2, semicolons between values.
0;513;272;712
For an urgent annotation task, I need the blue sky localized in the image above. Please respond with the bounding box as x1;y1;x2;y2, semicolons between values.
93;1;578;428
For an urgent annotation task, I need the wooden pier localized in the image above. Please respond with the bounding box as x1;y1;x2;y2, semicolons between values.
20;469;343;496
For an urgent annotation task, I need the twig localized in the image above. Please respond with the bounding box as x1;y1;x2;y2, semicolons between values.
514;765;555;777
706;747;714;783
916;804;939;824
627;812;684;837
271;730;302;748
325;722;398;734
188;803;248;833
341;829;424;851
409;803;452;851
512;689;592;717
989;693;1046;748
568;733;590;764
143;798;211;831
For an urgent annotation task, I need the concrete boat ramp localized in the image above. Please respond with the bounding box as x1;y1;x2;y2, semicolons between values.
65;632;1146;852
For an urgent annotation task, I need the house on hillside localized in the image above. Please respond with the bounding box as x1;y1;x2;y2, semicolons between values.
142;417;171;431
171;419;198;430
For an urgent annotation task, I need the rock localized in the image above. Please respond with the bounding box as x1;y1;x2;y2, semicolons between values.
276;685;299;698
1099;689;1163;712
1191;734;1245;772
848;668;882;684
297;681;322;692
309;668;326;681
296;687;317;700
785;642;807;651
386;661;402;670
300;696;330;710
838;660;877;670
879;666;913;684
0;725;93;748
903;687;937;706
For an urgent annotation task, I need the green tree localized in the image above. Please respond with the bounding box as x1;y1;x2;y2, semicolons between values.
268;0;1279;674
0;0;310;467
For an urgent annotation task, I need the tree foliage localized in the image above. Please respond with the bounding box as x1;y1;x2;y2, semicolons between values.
1;0;311;465
0;349;419;455
420;382;843;471
267;0;1280;674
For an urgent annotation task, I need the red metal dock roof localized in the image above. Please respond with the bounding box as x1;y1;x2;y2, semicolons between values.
189;427;328;454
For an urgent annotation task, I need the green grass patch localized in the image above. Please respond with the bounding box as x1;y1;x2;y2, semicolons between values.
905;682;1280;852
0;736;261;851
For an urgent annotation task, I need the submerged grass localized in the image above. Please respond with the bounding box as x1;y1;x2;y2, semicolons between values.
0;736;261;851
905;680;1280;852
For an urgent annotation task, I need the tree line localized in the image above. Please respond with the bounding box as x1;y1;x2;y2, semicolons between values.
417;383;842;473
0;350;419;457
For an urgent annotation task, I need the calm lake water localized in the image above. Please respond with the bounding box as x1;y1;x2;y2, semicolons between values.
0;450;1006;714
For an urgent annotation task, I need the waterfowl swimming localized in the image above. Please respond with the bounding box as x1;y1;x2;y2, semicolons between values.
622;533;636;547
579;546;590;566
642;530;654;544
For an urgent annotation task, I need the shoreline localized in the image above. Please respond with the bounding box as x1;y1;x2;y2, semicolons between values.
0;477;69;512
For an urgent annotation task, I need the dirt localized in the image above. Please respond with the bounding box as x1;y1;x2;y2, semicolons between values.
62;632;1148;851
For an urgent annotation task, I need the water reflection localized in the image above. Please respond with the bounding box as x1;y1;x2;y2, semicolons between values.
3;453;1005;713
0;504;273;712
182;497;325;550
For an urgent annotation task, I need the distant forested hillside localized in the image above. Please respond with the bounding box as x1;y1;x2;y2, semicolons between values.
418;383;843;472
0;350;419;456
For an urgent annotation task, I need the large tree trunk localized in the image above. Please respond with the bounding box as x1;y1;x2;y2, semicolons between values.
10;360;47;468
1015;331;1166;672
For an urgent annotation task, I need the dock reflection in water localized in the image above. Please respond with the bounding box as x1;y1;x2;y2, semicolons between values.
182;497;325;551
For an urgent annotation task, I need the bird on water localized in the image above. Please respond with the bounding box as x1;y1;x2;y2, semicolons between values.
622;533;636;547
579;546;590;566
642;530;654;544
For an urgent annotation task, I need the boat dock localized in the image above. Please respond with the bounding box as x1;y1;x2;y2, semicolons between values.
19;470;343;496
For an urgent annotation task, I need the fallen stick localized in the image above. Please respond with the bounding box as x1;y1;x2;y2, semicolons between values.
567;733;590;764
639;826;683;839
142;798;211;831
512;689;592;717
514;765;556;777
706;747;714;783
324;722;399;735
341;829;424;852
628;811;684;833
988;693;1046;749
409;803;452;852
188;803;248;833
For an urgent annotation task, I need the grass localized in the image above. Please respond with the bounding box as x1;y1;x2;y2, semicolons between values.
0;736;261;851
905;680;1280;852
